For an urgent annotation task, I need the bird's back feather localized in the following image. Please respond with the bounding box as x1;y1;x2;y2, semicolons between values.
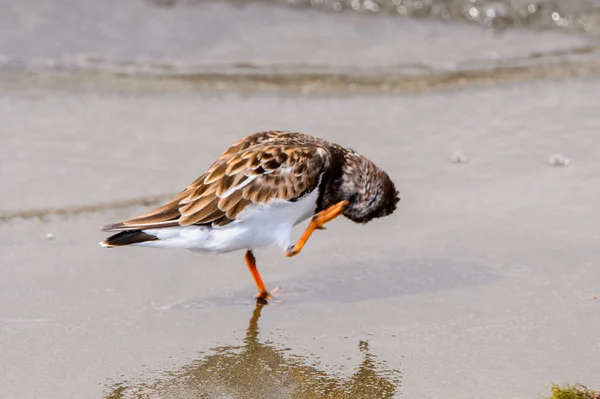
101;131;330;233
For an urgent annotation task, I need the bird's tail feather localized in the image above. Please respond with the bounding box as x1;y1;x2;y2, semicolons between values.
99;230;158;248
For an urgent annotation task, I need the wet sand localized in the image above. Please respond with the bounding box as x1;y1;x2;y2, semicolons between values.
2;79;599;398
1;1;600;398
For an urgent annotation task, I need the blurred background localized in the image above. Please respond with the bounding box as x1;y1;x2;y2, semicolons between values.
1;1;599;398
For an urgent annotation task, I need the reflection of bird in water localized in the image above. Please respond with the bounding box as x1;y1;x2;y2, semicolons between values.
105;302;401;399
100;131;400;301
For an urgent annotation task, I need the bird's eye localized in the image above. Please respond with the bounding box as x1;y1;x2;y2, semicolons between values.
349;194;358;204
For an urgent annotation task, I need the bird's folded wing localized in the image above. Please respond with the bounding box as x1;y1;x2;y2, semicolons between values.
101;132;328;231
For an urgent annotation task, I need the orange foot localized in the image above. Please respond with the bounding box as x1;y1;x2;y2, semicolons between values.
256;287;282;304
286;200;349;257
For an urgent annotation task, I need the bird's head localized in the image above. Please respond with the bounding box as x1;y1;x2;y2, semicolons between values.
338;151;400;224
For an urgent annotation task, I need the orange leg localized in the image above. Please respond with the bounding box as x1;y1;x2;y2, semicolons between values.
285;200;349;257
244;250;272;300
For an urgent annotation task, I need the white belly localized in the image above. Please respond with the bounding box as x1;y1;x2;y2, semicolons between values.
135;188;319;254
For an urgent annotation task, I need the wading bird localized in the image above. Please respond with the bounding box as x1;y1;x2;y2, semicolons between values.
100;131;399;301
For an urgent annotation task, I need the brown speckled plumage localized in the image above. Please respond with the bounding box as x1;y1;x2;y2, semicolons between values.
101;130;399;233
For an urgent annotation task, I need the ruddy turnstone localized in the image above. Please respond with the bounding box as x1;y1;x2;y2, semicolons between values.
100;131;399;300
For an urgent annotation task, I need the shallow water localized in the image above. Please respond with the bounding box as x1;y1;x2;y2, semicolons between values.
2;0;600;94
259;0;600;35
105;302;401;399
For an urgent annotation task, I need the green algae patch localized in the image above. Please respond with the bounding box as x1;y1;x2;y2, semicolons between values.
548;384;600;399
